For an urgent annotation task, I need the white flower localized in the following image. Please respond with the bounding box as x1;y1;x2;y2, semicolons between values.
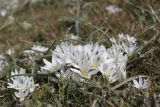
106;5;122;14
118;33;136;44
31;45;48;52
120;42;137;56
7;68;38;102
70;34;80;40
53;42;74;64
6;48;14;55
133;77;148;89
70;52;96;80
98;62;118;83
0;9;7;17
118;33;137;56
107;45;127;69
84;43;99;55
42;54;62;72
84;44;106;70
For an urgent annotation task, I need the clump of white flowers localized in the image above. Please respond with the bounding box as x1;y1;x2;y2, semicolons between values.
40;34;138;84
99;44;128;83
8;68;39;102
110;33;138;56
5;33;149;104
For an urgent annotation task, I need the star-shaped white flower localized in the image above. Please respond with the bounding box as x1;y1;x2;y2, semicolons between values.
120;42;137;56
70;52;97;80
118;33;138;56
42;54;62;72
133;77;148;89
98;62;118;83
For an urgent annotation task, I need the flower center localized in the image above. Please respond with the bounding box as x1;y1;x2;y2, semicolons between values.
81;71;88;78
92;63;97;68
103;72;110;77
15;84;19;89
60;76;64;81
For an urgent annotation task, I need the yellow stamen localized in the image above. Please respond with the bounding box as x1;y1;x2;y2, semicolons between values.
81;71;88;78
103;71;111;78
92;63;97;68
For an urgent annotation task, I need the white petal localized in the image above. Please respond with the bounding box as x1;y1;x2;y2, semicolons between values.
70;68;81;75
43;59;52;66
